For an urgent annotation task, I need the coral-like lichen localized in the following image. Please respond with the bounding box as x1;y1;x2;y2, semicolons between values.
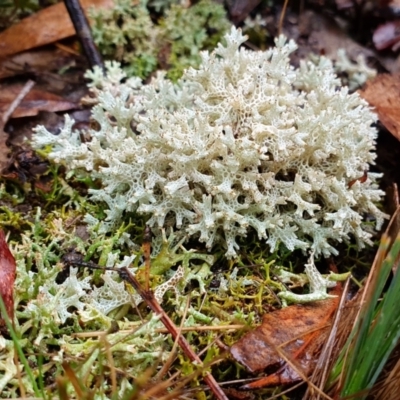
32;27;387;259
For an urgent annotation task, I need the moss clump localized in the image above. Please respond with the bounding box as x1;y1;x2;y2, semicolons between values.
90;0;230;80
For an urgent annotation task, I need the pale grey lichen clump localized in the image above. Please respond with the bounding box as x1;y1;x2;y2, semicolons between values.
32;27;387;258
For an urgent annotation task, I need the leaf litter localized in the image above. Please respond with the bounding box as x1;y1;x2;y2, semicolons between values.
230;280;343;390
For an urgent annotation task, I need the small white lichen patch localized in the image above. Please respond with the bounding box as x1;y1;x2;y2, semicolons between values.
80;239;213;318
60;313;169;376
335;48;377;90
277;252;350;305
26;267;92;325
32;27;387;258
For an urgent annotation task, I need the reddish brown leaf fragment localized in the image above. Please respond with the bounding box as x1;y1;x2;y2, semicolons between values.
360;73;400;141
230;286;341;389
348;171;368;188
0;230;16;322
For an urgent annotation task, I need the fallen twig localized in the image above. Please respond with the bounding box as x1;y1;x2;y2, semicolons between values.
118;265;229;400
63;0;104;71
65;227;229;399
0;80;35;173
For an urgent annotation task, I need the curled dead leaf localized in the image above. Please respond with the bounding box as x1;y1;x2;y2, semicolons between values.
230;286;341;389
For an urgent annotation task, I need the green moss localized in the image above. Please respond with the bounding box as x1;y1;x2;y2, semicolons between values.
159;0;230;80
0;0;62;30
90;0;230;81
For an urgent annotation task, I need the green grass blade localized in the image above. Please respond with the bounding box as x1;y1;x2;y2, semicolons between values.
339;233;400;398
0;297;42;397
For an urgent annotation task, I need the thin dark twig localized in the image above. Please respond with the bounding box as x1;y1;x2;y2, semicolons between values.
117;266;229;400
153;295;190;385
64;232;228;399
63;0;105;71
143;225;152;292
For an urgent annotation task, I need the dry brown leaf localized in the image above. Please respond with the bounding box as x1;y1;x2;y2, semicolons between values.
230;286;341;390
0;0;113;59
0;84;78;118
360;73;400;141
0;48;77;80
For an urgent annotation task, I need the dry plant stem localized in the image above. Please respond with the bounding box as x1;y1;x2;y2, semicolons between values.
336;277;375;391
143;225;151;292
265;381;305;400
198;333;224;359
278;0;290;36
144;372;185;400
14;350;25;399
62;362;84;398
118;266;229;400
304;278;351;400
63;0;104;71
155;295;191;381
387;184;400;273
54;42;81;57
100;334;117;395
389;199;400;274
1;80;35;125
337;206;400;394
73;324;245;337
155;368;219;400
57;376;70;400
324;292;363;397
373;353;400;398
